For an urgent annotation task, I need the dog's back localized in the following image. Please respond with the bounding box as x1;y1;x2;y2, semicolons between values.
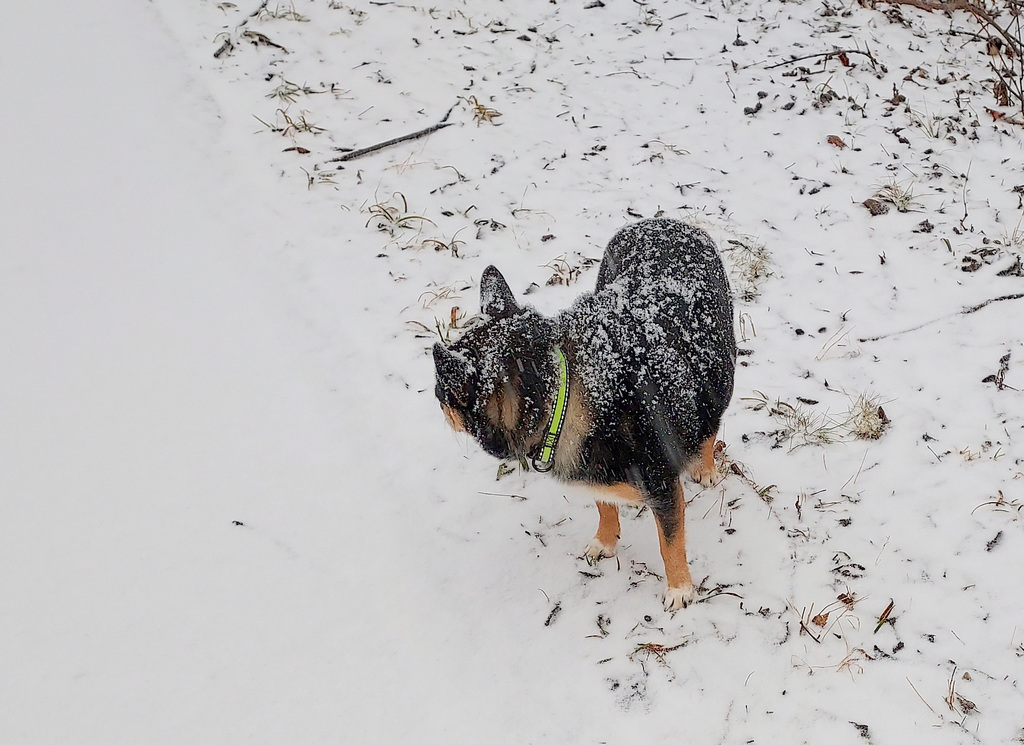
558;219;735;475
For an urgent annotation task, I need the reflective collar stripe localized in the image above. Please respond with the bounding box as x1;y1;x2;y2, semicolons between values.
533;347;568;473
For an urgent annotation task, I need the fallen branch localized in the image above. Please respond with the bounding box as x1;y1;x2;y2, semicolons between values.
859;293;1024;342
873;0;1024;114
874;0;1021;54
327;105;457;164
963;292;1024;314
764;48;883;70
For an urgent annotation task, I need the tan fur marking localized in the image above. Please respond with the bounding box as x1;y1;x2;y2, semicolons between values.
654;481;693;597
591;481;644;506
442;405;466;433
485;381;520;431
593;500;622;548
688;432;719;487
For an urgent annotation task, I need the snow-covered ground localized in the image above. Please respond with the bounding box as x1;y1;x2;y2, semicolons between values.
3;0;1023;742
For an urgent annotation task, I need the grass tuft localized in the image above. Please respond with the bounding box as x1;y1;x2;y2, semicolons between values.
722;237;773;302
744;390;891;448
364;192;435;236
874;179;920;212
258;2;309;22
846;393;891;440
462;95;502;125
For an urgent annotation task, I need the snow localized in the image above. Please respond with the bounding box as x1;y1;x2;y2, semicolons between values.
2;0;1023;742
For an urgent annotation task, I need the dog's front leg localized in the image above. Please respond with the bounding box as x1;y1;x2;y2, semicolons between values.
582;482;645;563
651;479;695;611
583;500;621;564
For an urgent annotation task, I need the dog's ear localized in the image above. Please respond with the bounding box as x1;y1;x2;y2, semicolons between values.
480;265;519;319
433;343;474;407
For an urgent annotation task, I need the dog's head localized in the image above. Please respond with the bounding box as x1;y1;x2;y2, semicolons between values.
433;266;553;460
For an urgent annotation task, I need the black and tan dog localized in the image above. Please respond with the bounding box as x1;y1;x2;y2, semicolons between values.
433;218;736;610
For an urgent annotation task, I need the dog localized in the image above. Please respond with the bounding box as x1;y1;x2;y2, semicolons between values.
432;218;736;610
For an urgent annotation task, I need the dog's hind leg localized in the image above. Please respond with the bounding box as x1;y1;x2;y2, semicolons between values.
653;480;695;611
687;432;719;488
582;501;621;564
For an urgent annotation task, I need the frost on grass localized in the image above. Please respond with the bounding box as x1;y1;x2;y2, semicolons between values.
721;235;773;302
363;191;434;240
873;179;920;213
845;393;890;441
744;390;890;449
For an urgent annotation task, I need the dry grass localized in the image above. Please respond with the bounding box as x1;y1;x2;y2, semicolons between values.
364;192;434;236
722;236;774;302
258;2;309;22
462;95;502;125
542;253;599;286
744;390;891;448
254;108;326;138
873;178;920;212
846;393;891;440
743;391;843;449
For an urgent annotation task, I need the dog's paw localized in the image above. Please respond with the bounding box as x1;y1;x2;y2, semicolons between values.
663;582;696;612
581;538;616;565
687;463;719;489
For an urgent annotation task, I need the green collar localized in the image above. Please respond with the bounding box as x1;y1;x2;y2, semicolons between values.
532;347;569;473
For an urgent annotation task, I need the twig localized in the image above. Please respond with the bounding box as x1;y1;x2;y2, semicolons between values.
244;0;270;23
327;105;457;164
478;491;528;501
859;294;1024;342
962;292;1024;314
214;37;234;59
212;0;268;58
907;677;941;717
875;0;1024;114
544;601;562;627
764;48;882;70
875;0;1022;55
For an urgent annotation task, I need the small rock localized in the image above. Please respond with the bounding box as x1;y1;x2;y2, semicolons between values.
863;198;889;216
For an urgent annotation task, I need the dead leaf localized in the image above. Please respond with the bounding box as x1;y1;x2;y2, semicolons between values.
995;81;1010;107
827;135;847;148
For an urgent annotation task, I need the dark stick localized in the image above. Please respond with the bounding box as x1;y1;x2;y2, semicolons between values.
213;0;267;58
327;105;457;164
764;49;880;70
961;292;1024;315
859;293;1024;342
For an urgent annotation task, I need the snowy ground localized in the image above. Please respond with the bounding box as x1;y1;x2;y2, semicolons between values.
3;0;1023;742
